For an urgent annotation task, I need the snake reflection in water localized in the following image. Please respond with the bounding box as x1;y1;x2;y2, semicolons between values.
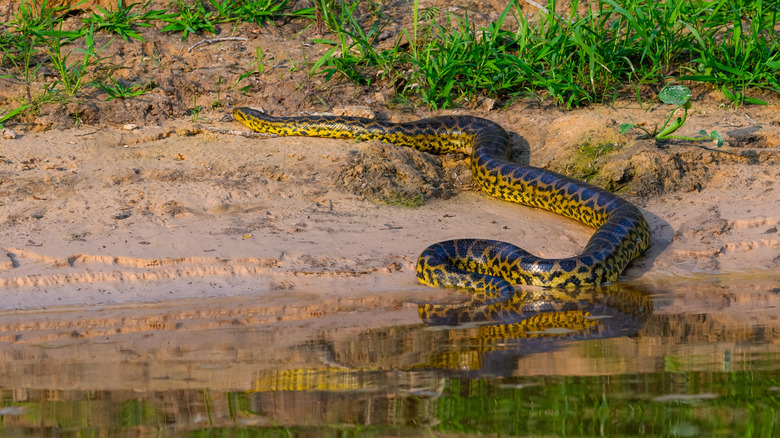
233;107;651;305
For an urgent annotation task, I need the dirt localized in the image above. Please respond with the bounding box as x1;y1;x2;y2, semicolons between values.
0;0;779;314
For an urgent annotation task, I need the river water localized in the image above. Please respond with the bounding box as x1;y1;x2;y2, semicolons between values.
0;273;778;436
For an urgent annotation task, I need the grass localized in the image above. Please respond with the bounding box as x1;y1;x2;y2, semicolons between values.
160;0;218;40
0;0;777;129
0;104;29;129
81;0;171;42
93;77;150;100
0;0;313;114
45;25;112;97
310;0;780;109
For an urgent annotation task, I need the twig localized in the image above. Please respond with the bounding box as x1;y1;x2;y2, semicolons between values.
522;0;550;14
188;37;248;53
522;0;573;24
314;0;324;36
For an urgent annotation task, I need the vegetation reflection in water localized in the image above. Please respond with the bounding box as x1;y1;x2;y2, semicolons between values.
0;277;778;437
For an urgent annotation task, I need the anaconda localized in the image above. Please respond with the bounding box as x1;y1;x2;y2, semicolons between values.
233;107;651;302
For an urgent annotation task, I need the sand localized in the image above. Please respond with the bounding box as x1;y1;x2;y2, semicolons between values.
1;106;778;310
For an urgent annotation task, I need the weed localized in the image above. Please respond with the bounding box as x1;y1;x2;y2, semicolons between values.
232;46;265;89
1;0;72;103
81;0;172;42
229;0;313;28
190;95;203;122
620;85;724;147
310;1;400;86
213;76;224;108
161;0;217;40
0;105;30;129
45;25;112;97
94;77;149;100
309;0;779;109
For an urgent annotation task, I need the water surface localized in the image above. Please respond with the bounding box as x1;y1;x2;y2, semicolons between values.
1;273;778;436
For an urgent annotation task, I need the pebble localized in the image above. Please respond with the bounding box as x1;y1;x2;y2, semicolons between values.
2;128;17;139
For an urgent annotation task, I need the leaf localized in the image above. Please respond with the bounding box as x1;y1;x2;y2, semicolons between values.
619;123;634;134
310;45;338;74
659;85;692;106
709;131;724;147
721;84;736;102
657;116;684;139
742;96;768;105
0;104;29;123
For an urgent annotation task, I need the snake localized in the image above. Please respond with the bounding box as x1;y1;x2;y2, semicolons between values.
232;107;651;305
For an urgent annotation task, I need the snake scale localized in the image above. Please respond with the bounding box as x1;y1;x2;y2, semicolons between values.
233;107;651;304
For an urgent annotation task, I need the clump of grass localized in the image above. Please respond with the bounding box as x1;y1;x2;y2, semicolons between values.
81;0;171;41
160;0;314;40
93;77;150;100
309;0;780;109
0;0;113;104
161;0;218;40
45;25;112;97
226;0;313;28
679;0;780;105
310;0;398;87
0;0;72;103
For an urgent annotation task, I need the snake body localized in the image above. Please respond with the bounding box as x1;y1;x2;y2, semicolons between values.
233;108;651;301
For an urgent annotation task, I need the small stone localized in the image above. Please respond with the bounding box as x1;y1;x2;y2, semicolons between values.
2;128;17;139
481;98;496;111
122;123;138;131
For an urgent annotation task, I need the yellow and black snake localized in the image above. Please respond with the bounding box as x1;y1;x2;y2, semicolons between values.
233;107;651;304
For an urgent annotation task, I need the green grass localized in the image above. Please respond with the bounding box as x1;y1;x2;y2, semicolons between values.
0;0;777;121
0;0;313;112
311;0;780;108
81;0;171;42
93;77;150;100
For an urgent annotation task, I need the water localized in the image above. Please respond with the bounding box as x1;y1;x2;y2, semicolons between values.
1;274;778;437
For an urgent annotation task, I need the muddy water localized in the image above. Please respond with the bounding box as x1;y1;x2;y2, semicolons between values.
0;273;779;436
